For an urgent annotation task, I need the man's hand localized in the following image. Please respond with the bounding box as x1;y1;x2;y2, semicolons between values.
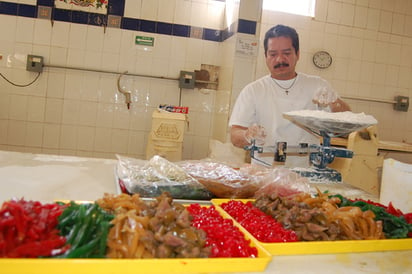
244;124;266;145
312;87;338;106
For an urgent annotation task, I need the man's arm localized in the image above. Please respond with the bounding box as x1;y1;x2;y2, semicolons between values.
230;125;249;148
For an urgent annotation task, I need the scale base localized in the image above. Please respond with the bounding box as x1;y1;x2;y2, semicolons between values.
292;167;342;183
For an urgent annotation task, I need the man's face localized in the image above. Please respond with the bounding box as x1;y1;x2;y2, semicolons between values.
265;36;299;80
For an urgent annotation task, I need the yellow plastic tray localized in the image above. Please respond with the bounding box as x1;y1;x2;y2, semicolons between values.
212;199;412;255
0;202;271;274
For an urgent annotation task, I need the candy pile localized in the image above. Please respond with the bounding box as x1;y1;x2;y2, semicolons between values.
220;200;298;243
187;203;258;257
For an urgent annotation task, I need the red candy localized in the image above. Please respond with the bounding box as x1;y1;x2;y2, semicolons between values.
221;200;298;243
187;204;258;258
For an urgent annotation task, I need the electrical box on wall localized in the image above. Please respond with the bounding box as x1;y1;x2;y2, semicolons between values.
26;55;43;73
179;71;195;89
394;96;409;112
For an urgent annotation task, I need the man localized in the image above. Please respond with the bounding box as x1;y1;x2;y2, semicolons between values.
229;24;351;166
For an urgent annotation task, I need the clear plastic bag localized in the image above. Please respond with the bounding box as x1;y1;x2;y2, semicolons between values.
253;167;311;198
116;155;214;200
178;160;268;198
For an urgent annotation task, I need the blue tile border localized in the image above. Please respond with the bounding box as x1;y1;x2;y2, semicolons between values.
0;1;255;42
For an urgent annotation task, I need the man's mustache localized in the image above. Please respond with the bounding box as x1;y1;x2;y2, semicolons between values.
274;63;289;69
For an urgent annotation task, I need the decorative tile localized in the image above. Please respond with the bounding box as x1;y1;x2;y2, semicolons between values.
37;0;54;7
238;19;256;34
107;0;124;16
172;24;190;37
72;10;88;24
53;8;72;22
157;22;172;35
0;0;257;43
140;19;156;33
55;0;108;15
121;17;139;31
203;28;221;42
0;2;18;15
107;14;121;28
38;6;52;20
190;26;203;39
18;4;36;18
89;13;106;26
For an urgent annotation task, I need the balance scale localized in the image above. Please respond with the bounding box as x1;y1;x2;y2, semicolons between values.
244;110;378;182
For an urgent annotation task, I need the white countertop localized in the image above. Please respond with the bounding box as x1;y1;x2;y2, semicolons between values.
0;150;410;273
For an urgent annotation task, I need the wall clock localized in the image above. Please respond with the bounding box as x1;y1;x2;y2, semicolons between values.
313;51;332;69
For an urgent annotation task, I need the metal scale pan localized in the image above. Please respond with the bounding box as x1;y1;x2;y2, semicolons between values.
282;110;378;182
283;110;378;139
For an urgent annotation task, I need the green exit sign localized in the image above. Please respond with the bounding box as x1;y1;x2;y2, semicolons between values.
135;36;154;46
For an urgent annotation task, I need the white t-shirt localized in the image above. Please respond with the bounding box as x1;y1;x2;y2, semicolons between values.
229;73;336;166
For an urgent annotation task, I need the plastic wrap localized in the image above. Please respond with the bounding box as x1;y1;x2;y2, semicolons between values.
178;161;271;198
116;155;214;200
253;167;311;198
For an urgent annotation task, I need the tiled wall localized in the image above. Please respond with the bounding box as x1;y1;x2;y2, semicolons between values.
0;0;411;163
231;0;412;164
0;0;255;160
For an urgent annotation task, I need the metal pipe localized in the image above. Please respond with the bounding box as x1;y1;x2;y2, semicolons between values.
43;64;180;81
341;95;396;104
43;64;219;85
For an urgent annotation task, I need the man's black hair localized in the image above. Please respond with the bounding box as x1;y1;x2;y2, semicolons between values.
264;24;299;55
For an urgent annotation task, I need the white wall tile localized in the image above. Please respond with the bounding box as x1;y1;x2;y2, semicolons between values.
25;122;43;147
191;1;208;27
49;46;68;66
66;48;86;67
124;0;142;18
110;129;129;153
127;130;146;156
341;3;355;26
158;0;175;23
51;21;70;47
0;93;10;119
33;19;52;45
326;1;341;24
354;6;368;28
64;72;83;99
9;94;28;121
366;8;380;30
15;17;34;44
7;120;26;145
392;13;405;35
398;67;412;88
62;99;80;125
46;71;65;98
68;24;87;50
86;26;104;52
112;105;132;129
96;103;114;128
379;11;392;33
27;97;45;122
76;126;96;151
94;128;112;152
44;98;63;124
141;0;158;20
42;124;60;148
60;125;77;150
78;101;98;126
103;28;122;54
0;15;17;42
174;0;192;25
0;120;9;144
206;1;225;29
385;65;399;87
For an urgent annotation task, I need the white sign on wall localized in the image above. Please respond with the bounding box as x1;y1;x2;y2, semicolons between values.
235;37;259;57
